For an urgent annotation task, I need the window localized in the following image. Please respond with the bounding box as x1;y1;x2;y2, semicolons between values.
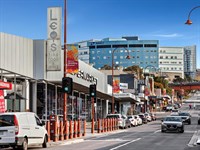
91;51;95;54
137;56;139;58
160;56;163;59
112;44;128;48
171;56;173;59
84;51;88;54
144;44;157;47
97;45;111;48
114;56;117;59
89;46;95;49
166;56;168;59
103;56;106;59
129;44;143;47
93;57;95;59
120;50;124;53
132;50;135;52
120;56;123;59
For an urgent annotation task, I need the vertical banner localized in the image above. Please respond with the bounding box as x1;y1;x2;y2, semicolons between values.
113;77;120;93
163;88;166;95
66;44;79;73
0;90;5;113
47;7;62;71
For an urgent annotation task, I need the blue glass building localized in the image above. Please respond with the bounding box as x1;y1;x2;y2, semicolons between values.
87;36;159;70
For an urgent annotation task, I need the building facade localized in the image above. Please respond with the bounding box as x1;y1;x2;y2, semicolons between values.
87;36;159;70
159;47;184;81
184;45;196;79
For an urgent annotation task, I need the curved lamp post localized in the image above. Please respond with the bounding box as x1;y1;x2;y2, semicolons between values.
185;6;200;25
112;47;131;114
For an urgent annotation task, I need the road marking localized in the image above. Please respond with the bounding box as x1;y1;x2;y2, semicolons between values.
188;131;198;147
154;130;160;133
109;138;141;150
87;138;129;142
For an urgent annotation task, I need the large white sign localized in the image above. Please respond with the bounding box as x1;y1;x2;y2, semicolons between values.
47;7;62;71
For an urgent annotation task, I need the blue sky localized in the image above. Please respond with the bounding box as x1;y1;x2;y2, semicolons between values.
0;0;200;67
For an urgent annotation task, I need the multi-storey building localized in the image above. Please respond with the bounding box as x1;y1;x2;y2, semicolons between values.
159;47;184;81
184;45;196;79
87;36;159;70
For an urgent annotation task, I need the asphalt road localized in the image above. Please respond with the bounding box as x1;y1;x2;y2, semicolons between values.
28;103;200;150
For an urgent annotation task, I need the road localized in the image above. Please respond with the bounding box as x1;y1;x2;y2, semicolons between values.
28;103;200;150
4;95;200;150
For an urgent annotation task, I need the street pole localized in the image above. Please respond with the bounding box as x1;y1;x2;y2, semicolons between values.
63;0;68;140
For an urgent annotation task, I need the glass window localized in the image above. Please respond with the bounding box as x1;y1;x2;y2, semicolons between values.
93;57;95;59
120;56;123;59
103;56;106;59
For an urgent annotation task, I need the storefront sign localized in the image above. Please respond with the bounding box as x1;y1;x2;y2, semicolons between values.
47;7;62;71
71;70;98;85
67;45;79;73
0;80;12;90
0;90;5;113
120;83;128;90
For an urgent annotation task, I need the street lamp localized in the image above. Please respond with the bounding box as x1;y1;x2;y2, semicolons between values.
185;6;200;25
112;47;131;114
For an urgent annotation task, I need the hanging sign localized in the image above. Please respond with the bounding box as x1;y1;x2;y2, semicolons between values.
66;44;79;73
0;90;5;113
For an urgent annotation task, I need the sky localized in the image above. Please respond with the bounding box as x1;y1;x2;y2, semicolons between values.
0;0;200;67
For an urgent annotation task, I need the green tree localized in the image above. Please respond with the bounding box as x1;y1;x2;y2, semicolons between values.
123;65;143;79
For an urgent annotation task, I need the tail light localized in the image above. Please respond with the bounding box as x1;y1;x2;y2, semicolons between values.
14;115;19;135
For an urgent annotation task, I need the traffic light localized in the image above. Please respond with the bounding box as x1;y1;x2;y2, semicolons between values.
62;77;73;94
90;84;96;98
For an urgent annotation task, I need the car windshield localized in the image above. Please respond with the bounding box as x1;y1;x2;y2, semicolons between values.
164;117;182;122
0;115;15;127
179;113;189;116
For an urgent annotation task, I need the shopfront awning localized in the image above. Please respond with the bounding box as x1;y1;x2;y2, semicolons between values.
113;93;139;102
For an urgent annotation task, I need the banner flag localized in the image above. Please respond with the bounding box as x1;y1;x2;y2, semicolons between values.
113;77;120;93
67;44;79;73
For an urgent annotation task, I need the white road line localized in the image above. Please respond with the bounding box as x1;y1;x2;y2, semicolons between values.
154;130;160;133
109;138;141;150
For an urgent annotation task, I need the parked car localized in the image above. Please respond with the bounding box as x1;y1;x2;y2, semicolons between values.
138;114;148;124
106;114;126;129
122;115;132;128
127;115;137;127
133;115;143;125
0;112;48;150
166;104;173;111
144;113;152;122
149;113;156;121
161;116;184;133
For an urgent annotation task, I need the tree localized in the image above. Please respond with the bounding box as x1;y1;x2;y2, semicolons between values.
101;64;112;70
123;65;143;79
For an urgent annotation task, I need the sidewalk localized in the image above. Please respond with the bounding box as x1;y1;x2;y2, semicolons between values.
48;122;127;147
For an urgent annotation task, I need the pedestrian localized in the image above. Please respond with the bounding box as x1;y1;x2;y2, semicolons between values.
189;104;192;109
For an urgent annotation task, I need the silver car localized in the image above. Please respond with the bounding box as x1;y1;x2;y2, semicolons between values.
161;116;184;133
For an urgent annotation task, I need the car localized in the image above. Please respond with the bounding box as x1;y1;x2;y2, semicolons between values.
178;112;191;125
144;113;152;122
166;104;173;111
106;114;126;129
0;112;48;150
133;115;143;125
198;114;200;125
138;114;148;124
149;113;156;121
161;116;184;133
127;115;138;127
122;115;132;128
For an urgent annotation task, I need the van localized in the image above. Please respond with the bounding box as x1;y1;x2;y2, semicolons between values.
0;112;48;150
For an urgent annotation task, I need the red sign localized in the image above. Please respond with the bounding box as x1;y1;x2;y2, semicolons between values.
113;77;120;93
0;90;5;113
0;80;12;90
66;45;79;73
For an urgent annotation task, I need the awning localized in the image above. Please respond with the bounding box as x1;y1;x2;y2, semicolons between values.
4;92;26;100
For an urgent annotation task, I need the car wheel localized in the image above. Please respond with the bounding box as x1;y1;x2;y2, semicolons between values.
161;129;165;133
188;121;191;125
42;135;48;148
180;129;184;133
19;138;28;150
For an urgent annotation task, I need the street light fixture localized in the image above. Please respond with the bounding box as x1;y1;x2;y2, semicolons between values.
185;6;200;25
111;47;131;114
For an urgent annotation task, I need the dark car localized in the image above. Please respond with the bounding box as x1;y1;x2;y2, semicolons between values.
178;112;191;125
161;116;184;133
139;114;148;124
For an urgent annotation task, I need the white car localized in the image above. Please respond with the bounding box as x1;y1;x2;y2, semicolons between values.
144;113;152;122
0;112;48;150
127;115;137;126
133;115;143;125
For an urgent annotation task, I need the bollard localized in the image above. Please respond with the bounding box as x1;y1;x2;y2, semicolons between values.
105;119;107;132
46;121;51;142
101;119;104;133
112;118;115;131
59;121;64;141
111;118;113;131
91;118;94;134
82;120;86;136
64;120;68;140
97;119;101;133
77;119;81;137
53;120;58;142
74;120;77;138
69;120;73;139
